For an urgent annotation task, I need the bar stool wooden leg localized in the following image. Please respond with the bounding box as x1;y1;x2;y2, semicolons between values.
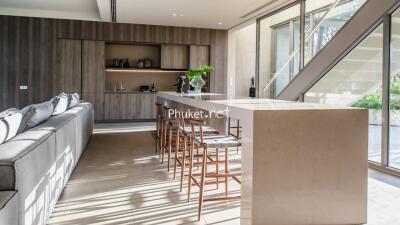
173;130;180;179
216;148;219;189
225;147;229;197
158;120;164;157
187;140;195;202
198;146;208;221
180;135;187;192
161;127;165;163
162;119;168;164
167;124;173;171
196;147;199;169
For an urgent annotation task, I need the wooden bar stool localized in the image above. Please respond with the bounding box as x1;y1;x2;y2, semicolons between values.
188;118;241;221
173;114;219;190
161;106;179;171
228;117;242;154
155;103;163;153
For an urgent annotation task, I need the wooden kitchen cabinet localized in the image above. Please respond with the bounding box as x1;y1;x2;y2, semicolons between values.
104;93;156;120
189;45;210;69
161;45;189;70
82;40;105;92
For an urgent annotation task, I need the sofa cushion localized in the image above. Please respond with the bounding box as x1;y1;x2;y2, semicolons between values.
51;93;68;115
35;114;75;132
63;102;93;163
0;191;18;225
0;128;53;190
18;101;54;133
67;93;80;109
0;109;22;144
0;191;17;210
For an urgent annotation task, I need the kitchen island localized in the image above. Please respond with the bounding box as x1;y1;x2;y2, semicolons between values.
157;92;368;225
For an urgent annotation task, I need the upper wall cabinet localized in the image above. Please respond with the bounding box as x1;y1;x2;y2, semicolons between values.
56;39;82;94
161;45;189;70
189;45;210;69
82;40;105;92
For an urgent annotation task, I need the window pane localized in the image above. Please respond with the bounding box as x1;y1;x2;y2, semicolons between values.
389;9;400;169
304;0;367;65
275;25;290;94
258;4;300;98
304;24;384;163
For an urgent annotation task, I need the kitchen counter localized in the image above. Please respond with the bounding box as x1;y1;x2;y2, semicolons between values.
157;92;368;225
103;91;158;94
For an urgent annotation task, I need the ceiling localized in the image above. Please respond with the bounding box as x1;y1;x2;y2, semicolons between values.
0;0;293;29
0;0;100;21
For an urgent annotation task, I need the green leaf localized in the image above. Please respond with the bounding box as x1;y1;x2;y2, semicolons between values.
186;65;215;81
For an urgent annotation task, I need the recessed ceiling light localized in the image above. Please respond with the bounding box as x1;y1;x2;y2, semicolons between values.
172;13;177;16
180;14;184;17
218;22;222;25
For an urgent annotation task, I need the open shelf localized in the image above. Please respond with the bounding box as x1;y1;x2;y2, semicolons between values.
105;68;187;73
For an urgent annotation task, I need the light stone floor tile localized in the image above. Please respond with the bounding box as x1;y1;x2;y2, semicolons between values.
48;123;400;225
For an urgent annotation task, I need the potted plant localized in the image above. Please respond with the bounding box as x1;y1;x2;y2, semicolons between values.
186;65;214;93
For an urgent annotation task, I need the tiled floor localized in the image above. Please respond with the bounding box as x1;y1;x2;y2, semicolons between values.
48;123;400;225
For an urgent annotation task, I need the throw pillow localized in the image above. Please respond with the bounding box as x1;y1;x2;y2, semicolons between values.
18;101;54;132
52;93;68;115
67;93;80;109
0;108;23;144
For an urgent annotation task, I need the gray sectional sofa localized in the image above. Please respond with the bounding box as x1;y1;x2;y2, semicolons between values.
0;102;93;225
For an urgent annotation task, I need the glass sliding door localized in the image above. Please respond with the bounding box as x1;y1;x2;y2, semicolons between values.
389;9;400;169
304;23;384;163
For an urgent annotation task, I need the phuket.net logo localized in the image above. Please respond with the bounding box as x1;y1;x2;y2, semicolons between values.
168;108;229;119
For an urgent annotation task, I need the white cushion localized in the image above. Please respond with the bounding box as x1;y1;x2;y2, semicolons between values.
52;93;68;115
0;109;22;144
18;101;54;132
67;93;80;109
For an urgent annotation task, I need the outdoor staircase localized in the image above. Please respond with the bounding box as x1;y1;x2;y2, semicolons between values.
274;0;400;103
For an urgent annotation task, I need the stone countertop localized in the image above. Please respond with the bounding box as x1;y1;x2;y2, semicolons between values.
157;92;359;111
104;91;158;94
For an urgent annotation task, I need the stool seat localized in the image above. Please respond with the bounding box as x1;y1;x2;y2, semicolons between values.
194;135;241;148
178;126;218;134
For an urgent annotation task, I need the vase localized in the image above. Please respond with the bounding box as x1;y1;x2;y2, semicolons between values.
190;75;205;93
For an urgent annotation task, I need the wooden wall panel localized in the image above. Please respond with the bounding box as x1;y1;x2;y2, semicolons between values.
0;15;228;111
210;30;228;94
56;39;82;93
0;16;16;109
0;16;57;110
161;45;189;69
82;40;105;92
190;45;210;69
82;92;104;121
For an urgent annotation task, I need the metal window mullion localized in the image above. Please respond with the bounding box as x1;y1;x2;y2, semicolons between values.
381;14;391;167
289;20;295;80
268;29;278;98
299;0;306;69
256;19;261;98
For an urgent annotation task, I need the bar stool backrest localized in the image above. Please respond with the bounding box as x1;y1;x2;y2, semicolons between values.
175;112;185;130
189;118;205;144
163;106;173;120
